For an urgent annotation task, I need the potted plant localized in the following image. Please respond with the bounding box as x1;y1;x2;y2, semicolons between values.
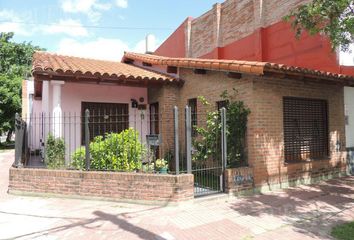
155;159;168;174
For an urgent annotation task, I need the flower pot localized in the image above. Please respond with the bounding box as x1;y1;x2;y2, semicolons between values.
159;167;168;174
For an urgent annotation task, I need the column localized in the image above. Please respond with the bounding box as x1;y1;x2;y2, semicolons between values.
51;81;65;138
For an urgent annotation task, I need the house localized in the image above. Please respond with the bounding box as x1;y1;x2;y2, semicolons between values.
22;49;354;194
122;52;354;191
153;0;354;174
23;51;182;165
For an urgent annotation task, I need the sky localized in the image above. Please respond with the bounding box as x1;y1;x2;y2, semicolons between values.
0;0;222;61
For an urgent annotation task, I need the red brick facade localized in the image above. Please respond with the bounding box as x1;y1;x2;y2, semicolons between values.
148;68;349;192
9;168;194;203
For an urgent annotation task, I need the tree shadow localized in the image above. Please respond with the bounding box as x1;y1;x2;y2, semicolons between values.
228;176;354;238
5;206;167;240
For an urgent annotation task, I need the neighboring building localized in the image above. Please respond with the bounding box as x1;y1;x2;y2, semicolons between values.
155;0;354;76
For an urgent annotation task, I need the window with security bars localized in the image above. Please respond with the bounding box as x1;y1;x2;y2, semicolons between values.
81;102;129;144
188;98;198;136
283;97;329;162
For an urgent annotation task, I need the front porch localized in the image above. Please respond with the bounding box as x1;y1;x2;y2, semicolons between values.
23;51;183;168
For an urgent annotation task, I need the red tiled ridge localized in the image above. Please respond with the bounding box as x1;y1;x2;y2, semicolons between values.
123;52;354;84
32;51;179;83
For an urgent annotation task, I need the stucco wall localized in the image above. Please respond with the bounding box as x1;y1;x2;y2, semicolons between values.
61;82;148;159
345;87;354;148
30;81;149;161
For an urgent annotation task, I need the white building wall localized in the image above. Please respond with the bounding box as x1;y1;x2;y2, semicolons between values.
345;87;354;148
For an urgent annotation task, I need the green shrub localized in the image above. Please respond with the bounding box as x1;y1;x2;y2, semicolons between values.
45;134;66;169
71;128;146;171
193;90;250;167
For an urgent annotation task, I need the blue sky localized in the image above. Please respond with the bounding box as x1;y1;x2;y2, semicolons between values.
0;0;222;61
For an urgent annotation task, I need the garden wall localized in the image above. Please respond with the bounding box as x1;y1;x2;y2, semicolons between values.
9;168;194;204
225;167;254;195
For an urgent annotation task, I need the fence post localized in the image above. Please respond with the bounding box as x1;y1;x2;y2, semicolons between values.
173;106;180;175
220;107;227;192
185;106;192;174
84;109;90;170
14;113;23;168
221;107;227;171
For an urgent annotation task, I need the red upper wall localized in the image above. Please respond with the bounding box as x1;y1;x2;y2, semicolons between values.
154;7;354;76
199;21;353;76
154;18;190;58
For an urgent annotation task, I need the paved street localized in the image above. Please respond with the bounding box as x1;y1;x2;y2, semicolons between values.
1;150;353;240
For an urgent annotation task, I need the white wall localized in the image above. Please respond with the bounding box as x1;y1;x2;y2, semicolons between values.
345;87;354;148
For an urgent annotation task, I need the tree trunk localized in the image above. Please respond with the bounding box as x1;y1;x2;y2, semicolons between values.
6;130;13;142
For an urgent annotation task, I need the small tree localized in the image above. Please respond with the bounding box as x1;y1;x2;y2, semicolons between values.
45;134;66;169
221;90;250;166
285;0;354;52
0;32;43;142
193;90;250;167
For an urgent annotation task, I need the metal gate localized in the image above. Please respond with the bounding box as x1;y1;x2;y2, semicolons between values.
182;107;227;197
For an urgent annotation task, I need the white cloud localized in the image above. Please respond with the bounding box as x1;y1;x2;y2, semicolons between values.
42;19;88;37
0;10;31;36
57;37;129;61
115;0;128;8
57;34;159;61
61;0;111;23
340;43;354;66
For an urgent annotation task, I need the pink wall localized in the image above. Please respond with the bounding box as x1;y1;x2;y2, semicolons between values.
60;82;149;156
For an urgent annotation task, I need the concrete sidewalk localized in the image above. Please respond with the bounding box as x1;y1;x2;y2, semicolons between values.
1;150;353;240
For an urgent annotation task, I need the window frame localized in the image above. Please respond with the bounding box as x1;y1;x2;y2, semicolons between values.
81;102;129;144
188;98;198;136
283;97;329;163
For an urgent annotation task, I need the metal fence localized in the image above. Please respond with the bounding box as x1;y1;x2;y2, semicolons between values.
14;106;248;196
14;109;175;173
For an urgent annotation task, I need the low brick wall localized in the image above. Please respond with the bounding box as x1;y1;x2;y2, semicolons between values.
9;168;194;204
225;167;254;195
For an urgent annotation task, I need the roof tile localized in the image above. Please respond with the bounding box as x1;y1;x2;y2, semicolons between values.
123;52;354;84
32;51;179;84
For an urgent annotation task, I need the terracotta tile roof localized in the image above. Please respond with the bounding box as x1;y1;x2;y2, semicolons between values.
32;51;180;84
123;52;354;85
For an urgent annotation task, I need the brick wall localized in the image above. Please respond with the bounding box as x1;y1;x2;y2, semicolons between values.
186;0;310;58
9;168;194;203
148;85;179;161
147;67;348;190
250;76;348;189
169;68;347;189
190;6;218;58
225;167;254;194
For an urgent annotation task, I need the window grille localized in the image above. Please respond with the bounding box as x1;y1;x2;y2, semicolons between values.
81;102;129;143
283;97;328;162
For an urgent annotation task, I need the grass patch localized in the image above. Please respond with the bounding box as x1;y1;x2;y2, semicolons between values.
331;221;354;240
